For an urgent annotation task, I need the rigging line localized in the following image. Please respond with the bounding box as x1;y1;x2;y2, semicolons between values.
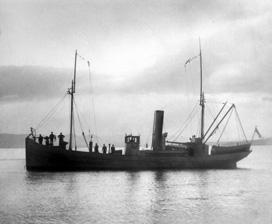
234;107;248;142
188;62;196;98
206;104;216;120
235;113;242;142
88;62;99;143
35;93;68;131
184;54;200;68
73;97;86;136
172;104;200;142
169;102;199;141
87;63;92;140
77;53;86;62
217;108;234;143
74;98;88;148
35;95;66;130
184;62;194;134
205;99;225;104
184;103;201;134
87;63;91;141
184;54;199;102
74;96;89;128
73;97;89;148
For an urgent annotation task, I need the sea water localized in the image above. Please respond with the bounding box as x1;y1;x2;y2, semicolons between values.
0;146;272;224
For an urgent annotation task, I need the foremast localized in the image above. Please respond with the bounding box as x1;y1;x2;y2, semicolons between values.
68;50;78;150
184;40;205;144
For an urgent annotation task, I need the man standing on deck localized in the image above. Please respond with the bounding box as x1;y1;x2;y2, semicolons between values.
94;143;99;153
58;132;65;147
44;136;49;146
102;144;107;154
38;134;43;144
111;144;115;154
49;132;56;146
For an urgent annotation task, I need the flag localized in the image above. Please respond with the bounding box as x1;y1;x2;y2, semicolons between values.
184;54;200;67
255;127;262;138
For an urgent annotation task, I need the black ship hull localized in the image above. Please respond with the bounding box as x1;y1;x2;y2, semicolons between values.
25;138;251;171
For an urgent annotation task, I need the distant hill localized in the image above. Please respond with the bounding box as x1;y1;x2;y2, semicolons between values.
0;133;28;148
0;133;127;148
204;137;272;146
251;137;272;146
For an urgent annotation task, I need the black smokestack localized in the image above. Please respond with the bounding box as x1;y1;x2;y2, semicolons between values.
152;110;164;151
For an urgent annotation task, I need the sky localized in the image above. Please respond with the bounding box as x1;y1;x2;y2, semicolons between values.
0;0;272;145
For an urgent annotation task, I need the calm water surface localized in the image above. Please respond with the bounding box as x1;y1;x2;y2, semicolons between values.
1;146;272;224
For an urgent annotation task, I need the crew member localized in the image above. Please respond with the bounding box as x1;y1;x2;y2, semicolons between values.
28;127;36;141
111;144;115;154
44;136;49;146
38;134;43;144
58;132;65;147
94;143;99;153
49;132;56;146
102;144;107;154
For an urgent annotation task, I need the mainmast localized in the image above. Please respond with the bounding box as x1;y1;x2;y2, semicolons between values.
199;39;205;143
69;50;77;150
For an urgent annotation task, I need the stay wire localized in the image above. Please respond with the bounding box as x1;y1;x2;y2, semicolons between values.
73;97;89;148
235;107;248;142
88;62;99;143
217;107;234;143
35;93;68;131
170;102;199;142
74;53;97;146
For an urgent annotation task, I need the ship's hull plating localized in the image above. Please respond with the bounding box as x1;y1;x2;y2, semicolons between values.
25;138;251;171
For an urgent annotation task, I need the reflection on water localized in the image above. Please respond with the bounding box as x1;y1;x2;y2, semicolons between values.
1;146;272;223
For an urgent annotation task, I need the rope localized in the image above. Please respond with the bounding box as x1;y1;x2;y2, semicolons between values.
206;105;215;121
184;54;200;68
217;107;234;143
169;102;200;142
184;54;200;135
35;93;67;131
71;52;97;148
88;62;99;143
235;112;241;142
234;107;248;142
73;97;88;148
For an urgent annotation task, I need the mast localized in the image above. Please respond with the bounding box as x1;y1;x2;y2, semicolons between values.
199;39;205;143
69;50;77;150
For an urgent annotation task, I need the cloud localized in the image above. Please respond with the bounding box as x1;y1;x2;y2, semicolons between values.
1;0;272;137
0;56;188;103
2;44;272;106
0;66;72;102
